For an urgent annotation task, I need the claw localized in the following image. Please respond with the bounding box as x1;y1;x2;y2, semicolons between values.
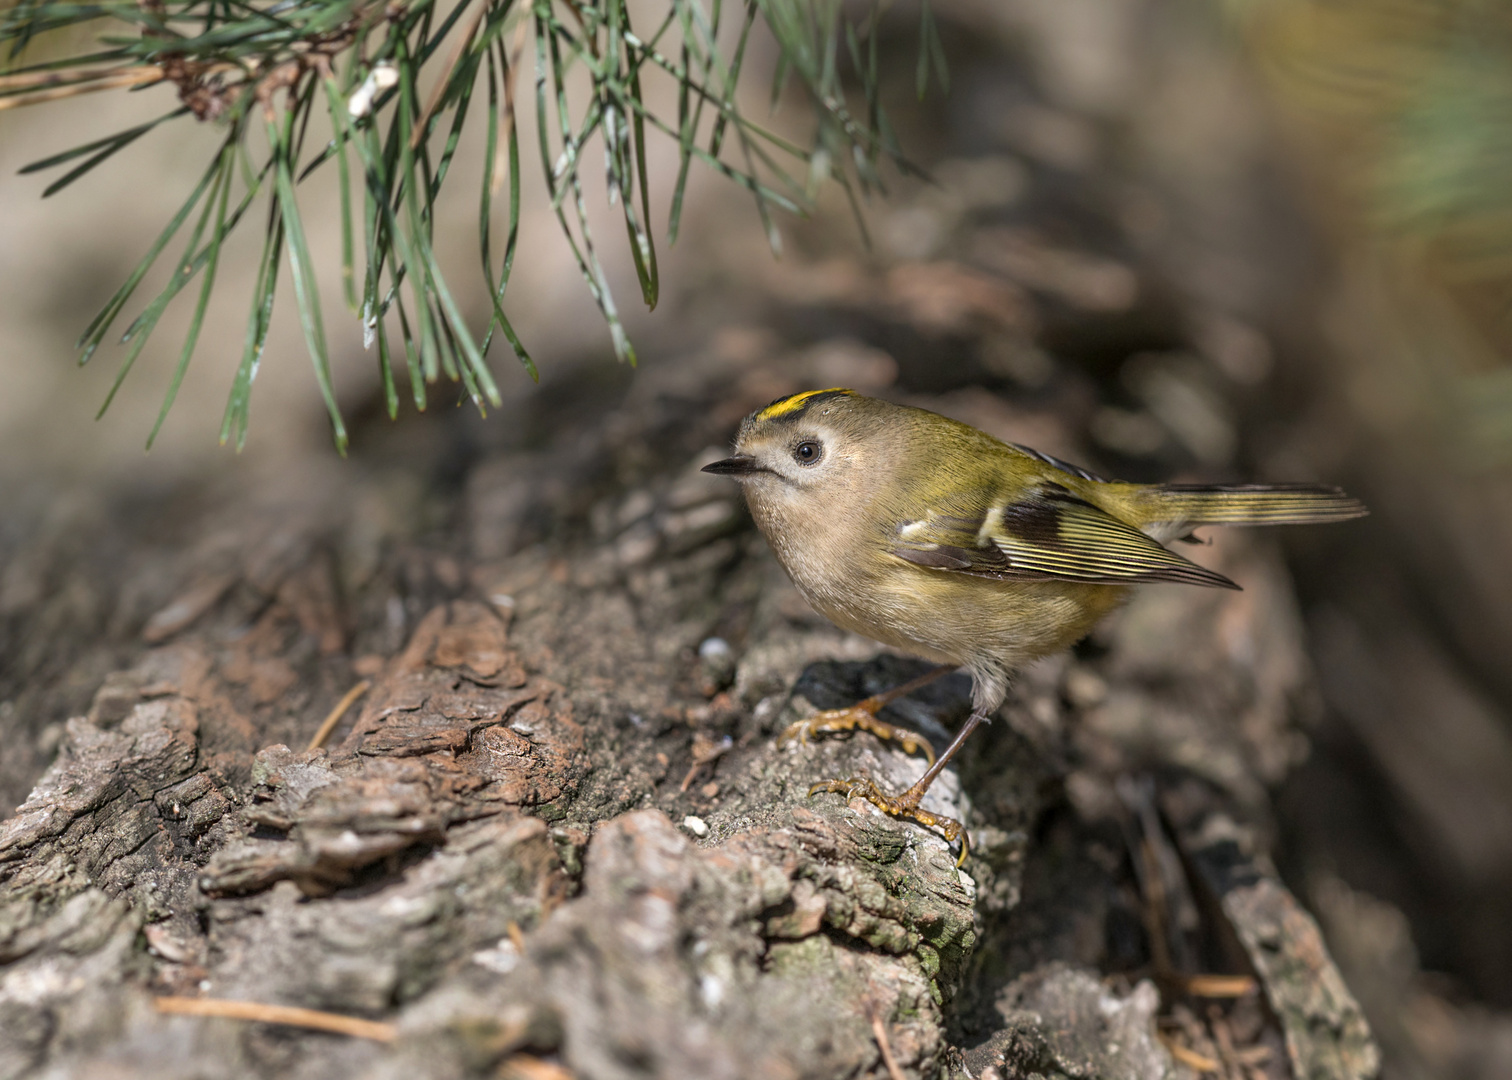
895;729;936;767
807;776;858;799
777;718;813;749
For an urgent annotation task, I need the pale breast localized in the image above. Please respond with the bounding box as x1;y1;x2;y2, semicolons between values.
747;479;1128;672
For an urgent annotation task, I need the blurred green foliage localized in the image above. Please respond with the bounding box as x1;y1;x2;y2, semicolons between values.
1234;0;1512;455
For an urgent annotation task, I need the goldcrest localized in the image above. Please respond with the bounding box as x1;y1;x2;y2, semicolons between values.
704;388;1366;861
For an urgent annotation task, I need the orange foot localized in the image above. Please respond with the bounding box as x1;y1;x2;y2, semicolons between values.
779;702;935;765
808;774;968;866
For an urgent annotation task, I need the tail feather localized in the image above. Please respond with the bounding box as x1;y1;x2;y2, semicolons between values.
1141;483;1368;527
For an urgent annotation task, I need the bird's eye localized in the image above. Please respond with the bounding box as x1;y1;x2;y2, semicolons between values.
793;440;824;466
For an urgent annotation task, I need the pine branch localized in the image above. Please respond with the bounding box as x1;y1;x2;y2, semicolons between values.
1;0;945;450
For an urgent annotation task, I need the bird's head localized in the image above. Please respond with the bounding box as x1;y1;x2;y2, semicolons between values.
701;388;887;500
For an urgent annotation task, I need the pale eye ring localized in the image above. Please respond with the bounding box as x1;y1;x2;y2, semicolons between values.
793;440;823;466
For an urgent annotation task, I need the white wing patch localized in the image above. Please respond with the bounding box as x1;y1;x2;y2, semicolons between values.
974;505;1004;549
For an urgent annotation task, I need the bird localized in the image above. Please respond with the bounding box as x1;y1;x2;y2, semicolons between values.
702;388;1366;863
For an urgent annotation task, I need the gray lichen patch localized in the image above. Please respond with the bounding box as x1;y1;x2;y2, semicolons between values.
452;809;962;1080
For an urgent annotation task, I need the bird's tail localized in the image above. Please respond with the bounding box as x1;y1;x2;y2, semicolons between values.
1136;483;1368;527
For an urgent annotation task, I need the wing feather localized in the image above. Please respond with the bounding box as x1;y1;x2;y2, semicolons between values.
891;483;1239;590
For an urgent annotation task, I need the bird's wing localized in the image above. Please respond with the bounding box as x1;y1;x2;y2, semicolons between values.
890;481;1239;589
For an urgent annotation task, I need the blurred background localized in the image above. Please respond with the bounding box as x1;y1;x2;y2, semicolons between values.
4;1;1512;1076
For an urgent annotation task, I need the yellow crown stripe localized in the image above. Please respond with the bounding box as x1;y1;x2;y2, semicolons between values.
755;387;854;421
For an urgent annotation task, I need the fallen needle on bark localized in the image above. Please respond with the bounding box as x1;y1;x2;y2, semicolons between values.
1183;974;1259;998
306;679;372;752
153;996;398;1042
1158;1030;1221;1073
867;1003;908;1080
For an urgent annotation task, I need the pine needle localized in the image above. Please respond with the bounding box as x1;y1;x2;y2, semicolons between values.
154;996;397;1041
2;0;944;448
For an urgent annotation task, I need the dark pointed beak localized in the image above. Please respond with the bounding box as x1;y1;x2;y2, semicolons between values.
701;455;766;477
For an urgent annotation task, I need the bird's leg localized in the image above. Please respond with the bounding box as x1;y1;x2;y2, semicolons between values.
809;710;989;866
778;664;955;765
